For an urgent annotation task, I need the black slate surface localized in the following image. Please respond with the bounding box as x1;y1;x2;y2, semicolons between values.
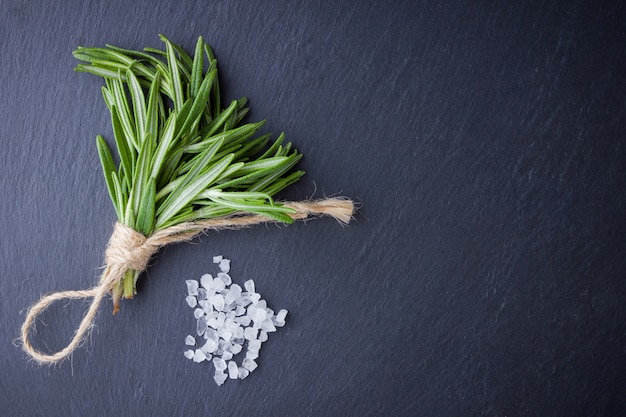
1;1;625;416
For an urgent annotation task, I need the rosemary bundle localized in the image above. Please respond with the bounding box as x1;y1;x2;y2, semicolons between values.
74;35;308;309
20;35;353;364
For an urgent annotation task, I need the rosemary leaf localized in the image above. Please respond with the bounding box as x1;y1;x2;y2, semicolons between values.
190;37;205;98
156;138;224;224
176;67;217;139
96;135;118;212
110;76;138;150
156;153;234;229
164;38;184;110
110;105;135;189
135;177;156;236
126;70;147;146
145;72;162;144
150;112;177;181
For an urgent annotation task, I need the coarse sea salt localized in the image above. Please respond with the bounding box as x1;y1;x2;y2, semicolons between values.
228;361;238;379
219;259;231;273
213;371;227;386
200;274;213;289
183;256;288;385
185;296;197;308
238;367;250;379
193;349;207;363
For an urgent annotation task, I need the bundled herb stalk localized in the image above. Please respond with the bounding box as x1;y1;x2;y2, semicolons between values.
76;35;309;310
21;35;353;364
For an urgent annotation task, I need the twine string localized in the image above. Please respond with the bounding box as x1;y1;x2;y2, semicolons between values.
20;198;354;364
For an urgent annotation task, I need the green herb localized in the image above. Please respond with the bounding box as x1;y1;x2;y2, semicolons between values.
74;35;305;307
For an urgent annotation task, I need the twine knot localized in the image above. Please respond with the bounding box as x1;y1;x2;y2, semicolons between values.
104;223;154;276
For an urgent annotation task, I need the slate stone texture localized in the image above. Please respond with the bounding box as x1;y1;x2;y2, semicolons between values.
1;1;624;416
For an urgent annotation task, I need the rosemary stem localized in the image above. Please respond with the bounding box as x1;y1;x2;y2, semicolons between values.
122;269;138;299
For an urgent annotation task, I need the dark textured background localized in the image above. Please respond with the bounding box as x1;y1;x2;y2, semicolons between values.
1;1;625;416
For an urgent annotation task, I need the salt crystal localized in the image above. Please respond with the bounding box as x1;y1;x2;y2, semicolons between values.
185;335;196;346
238;367;250;379
196;316;208;336
224;284;241;305
207;317;219;329
205;328;218;342
217;272;232;286
233;326;244;339
219;258;231;273
246;350;259;360
254;308;268;323
213;277;225;292
210;294;225;311
200;273;213;289
242;358;258;372
235;305;246;316
185;280;199;296
213;357;227;371
231;343;243;354
277;309;288;320
201;339;217;354
214;371;227;386
193;308;204;319
260;319;276;333
221;351;233;361
224;317;237;330
198;300;211;312
236;294;252;307
228;361;238;379
185;295;197;308
229;325;241;339
235;316;251;327
222;340;233;352
258;330;268;342
244;327;258;341
197;288;208;301
193;349;207;363
184;349;194;360
248;339;262;352
213;255;223;263
244;279;255;293
250;293;261;304
275;309;288;324
222;331;233;342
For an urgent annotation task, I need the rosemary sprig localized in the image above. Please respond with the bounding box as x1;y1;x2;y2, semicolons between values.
74;35;305;307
